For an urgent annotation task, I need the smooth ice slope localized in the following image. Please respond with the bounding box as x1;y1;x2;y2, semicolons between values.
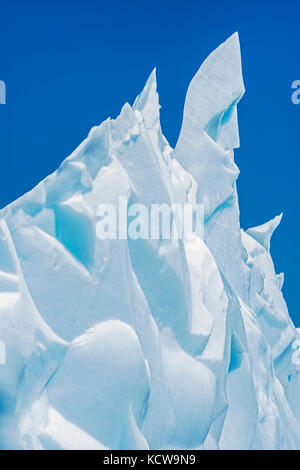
0;33;299;450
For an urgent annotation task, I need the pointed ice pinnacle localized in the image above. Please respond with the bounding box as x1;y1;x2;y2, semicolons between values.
1;34;299;450
133;68;160;129
246;213;283;251
175;32;245;152
172;32;244;220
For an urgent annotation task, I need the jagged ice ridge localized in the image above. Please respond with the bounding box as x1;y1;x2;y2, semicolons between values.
0;33;299;450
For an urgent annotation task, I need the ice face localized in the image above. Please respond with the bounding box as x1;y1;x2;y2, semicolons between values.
0;32;299;450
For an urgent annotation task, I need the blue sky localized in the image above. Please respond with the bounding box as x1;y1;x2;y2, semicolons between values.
0;0;299;324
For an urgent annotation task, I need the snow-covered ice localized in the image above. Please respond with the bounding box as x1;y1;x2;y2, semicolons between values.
0;32;299;450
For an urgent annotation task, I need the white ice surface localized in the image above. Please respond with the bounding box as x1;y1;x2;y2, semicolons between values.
0;33;299;450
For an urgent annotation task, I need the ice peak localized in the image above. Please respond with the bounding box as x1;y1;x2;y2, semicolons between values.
175;32;244;151
246;213;283;251
171;33;245;221
1;35;298;451
133;68;160;129
223;31;241;52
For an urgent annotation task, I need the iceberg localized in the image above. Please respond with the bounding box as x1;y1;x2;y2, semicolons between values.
0;32;299;450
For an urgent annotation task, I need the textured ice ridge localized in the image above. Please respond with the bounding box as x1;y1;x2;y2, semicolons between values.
1;32;299;450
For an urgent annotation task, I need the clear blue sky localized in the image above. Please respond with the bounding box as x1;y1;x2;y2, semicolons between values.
0;0;299;324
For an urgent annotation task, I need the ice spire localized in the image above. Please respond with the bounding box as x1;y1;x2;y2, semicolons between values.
172;32;245;218
174;32;245;153
172;33;249;302
246;213;283;251
1;33;299;450
133;68;160;129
